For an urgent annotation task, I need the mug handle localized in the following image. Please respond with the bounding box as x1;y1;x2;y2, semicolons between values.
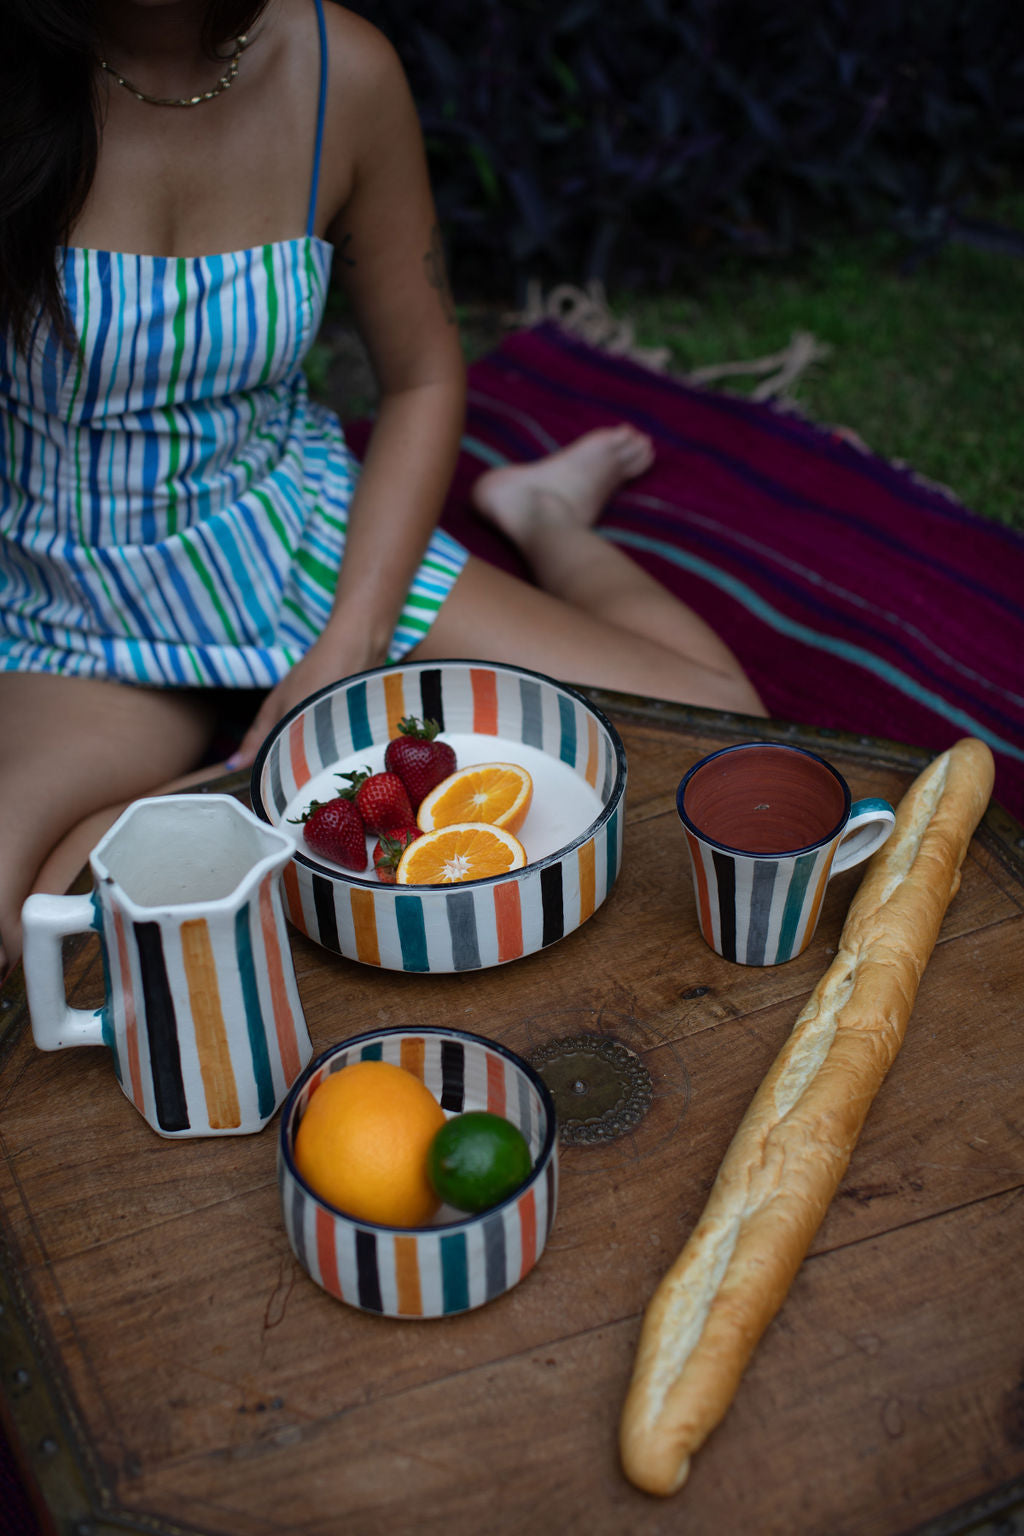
831;797;896;876
21;892;106;1050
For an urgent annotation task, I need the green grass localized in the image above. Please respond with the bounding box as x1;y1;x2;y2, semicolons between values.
621;198;1024;530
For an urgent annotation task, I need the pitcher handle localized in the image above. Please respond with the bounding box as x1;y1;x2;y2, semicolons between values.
21;892;105;1050
831;797;896;876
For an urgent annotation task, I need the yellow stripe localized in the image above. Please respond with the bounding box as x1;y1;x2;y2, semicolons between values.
585;716;599;788
578;840;596;922
384;672;406;740
351;888;381;966
394;1235;423;1315
180;918;241;1129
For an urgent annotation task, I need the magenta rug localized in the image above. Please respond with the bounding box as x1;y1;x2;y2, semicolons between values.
350;322;1024;821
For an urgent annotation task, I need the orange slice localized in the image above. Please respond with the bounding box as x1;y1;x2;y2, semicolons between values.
416;762;533;836
396;823;527;885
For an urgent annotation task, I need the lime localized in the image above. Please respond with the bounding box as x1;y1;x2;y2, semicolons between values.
426;1111;533;1214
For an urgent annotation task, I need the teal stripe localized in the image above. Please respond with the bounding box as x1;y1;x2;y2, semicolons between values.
557;695;577;766
458;435;509;467
234;905;276;1118
440;1231;470;1313
359;1040;383;1061
395;895;430;971
606;529;1024;765
776;851;818;962
346;680;373;751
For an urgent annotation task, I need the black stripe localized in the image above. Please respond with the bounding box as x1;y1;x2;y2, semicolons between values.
439;1038;465;1112
134;921;190;1133
419;668;444;732
540;863;565;947
355;1229;383;1312
711;850;738;963
311;872;340;954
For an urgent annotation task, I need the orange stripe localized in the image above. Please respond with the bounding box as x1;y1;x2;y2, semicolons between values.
493;881;523;962
259;878;302;1086
802;854;834;953
518;1188;538;1279
288;715;311;793
384;672;406;740
470;668;499;735
282;860;305;932
350;888;380;966
315;1205;342;1298
111;907;144;1110
394;1235;423;1315
577;840;596;923
585;716;599;789
400;1036;426;1083
180;917;241;1130
685;830;714;945
486;1051;506;1116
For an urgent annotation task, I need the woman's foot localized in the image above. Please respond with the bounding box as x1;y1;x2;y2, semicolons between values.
471;425;654;544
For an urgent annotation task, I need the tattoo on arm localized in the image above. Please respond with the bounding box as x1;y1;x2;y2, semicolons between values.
424;224;457;325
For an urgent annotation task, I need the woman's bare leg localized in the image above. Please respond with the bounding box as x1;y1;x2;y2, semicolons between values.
418;426;766;713
0;673;221;972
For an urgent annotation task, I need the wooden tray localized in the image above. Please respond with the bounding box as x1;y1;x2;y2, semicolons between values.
2;696;1023;1536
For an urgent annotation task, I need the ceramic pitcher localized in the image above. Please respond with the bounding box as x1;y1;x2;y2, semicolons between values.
21;794;311;1137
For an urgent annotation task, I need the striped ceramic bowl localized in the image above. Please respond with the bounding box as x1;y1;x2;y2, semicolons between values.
278;1027;559;1318
251;660;628;972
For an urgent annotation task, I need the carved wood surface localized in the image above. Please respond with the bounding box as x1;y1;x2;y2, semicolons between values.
2;697;1022;1536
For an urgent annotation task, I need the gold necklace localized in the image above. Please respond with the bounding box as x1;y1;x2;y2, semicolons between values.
98;33;250;108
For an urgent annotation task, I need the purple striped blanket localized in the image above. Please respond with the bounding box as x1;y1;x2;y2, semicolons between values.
347;322;1024;823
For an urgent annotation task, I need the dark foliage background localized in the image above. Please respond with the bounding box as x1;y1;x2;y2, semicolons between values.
344;0;1024;294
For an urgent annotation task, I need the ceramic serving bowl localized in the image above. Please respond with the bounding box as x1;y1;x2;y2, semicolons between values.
251;659;628;972
278;1027;559;1318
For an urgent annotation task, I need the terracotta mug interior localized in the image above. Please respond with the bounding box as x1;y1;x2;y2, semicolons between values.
680;743;849;854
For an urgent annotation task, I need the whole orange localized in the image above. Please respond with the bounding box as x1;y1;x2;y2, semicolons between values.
294;1060;446;1227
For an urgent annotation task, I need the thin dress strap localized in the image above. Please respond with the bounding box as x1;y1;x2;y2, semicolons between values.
307;0;329;237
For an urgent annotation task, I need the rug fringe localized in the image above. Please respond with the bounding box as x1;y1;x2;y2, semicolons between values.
504;280;830;400
504;280;673;373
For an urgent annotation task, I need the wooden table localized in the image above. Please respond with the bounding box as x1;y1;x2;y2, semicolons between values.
2;695;1023;1536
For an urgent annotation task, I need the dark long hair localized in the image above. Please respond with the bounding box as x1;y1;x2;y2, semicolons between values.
0;0;269;353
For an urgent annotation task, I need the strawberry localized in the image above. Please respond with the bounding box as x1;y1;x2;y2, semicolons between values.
384;717;458;810
289;796;367;871
337;767;415;836
372;823;421;883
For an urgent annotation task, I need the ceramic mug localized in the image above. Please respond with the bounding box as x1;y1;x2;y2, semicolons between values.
676;741;895;966
21;794;311;1137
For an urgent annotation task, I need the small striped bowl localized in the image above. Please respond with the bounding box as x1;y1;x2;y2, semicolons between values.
251;660;628;972
278;1028;559;1318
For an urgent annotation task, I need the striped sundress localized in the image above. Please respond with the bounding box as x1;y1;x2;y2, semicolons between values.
0;4;468;690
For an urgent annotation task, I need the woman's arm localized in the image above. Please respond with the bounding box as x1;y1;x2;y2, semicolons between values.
232;11;466;763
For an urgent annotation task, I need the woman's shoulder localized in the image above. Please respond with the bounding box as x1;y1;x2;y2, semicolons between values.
319;3;408;97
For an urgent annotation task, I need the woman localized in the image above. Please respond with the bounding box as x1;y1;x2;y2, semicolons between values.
0;0;764;970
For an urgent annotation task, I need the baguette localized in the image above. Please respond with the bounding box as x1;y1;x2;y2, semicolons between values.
619;736;995;1497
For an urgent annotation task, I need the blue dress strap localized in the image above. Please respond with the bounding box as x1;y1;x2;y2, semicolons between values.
307;0;329;237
